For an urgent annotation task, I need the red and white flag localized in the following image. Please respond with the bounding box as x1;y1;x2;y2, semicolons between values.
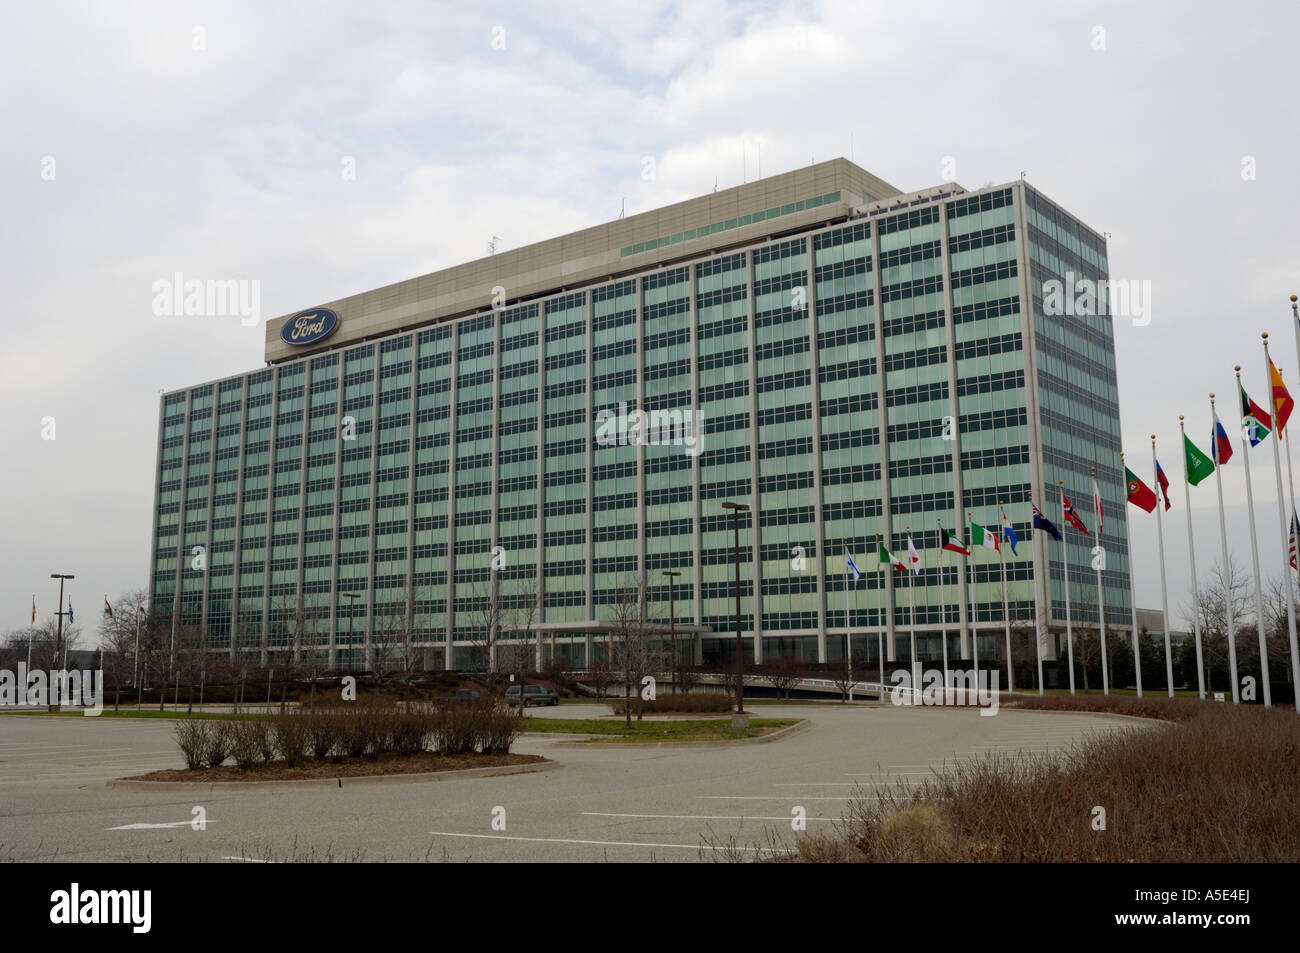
1290;511;1299;571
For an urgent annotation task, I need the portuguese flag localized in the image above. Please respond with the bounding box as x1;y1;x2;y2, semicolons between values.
1125;468;1157;513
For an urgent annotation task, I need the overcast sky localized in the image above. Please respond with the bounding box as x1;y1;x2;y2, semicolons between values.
3;0;1298;641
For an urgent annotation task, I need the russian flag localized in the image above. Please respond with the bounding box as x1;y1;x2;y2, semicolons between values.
1211;410;1234;466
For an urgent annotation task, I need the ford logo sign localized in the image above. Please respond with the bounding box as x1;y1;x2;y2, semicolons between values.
281;308;339;346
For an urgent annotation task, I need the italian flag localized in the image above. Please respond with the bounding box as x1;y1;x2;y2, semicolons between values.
878;543;907;572
970;520;1000;551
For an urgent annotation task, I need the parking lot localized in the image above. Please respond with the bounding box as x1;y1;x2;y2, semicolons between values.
0;704;1144;862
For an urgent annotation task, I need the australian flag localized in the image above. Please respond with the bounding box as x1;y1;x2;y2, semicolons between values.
1032;504;1062;541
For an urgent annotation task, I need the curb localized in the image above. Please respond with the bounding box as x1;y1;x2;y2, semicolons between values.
546;717;810;748
105;759;558;793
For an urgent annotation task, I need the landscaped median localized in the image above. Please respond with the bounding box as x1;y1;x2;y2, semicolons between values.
520;715;805;744
110;698;552;787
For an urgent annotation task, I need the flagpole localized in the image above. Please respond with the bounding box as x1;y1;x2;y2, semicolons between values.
1092;467;1109;695
1210;393;1241;703
1120;451;1145;698
937;519;950;693
1233;366;1272;708
1032;498;1044;696
1060;480;1076;695
1275;359;1300;713
968;551;980;683
876;544;884;699
845;537;851;702
1262;337;1300;712
1147;441;1173;696
907;525;918;690
1178;416;1207;699
133;601;141;690
999;502;1013;693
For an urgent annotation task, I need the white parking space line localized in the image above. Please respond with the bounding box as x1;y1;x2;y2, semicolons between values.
108;821;219;830
427;831;786;853
696;795;863;801
583;812;832;822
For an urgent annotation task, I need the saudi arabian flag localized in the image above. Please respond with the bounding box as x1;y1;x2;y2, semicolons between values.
970;520;1000;551
1184;433;1215;486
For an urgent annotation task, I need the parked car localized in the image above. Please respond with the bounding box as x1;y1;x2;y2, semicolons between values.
452;689;481;705
505;684;559;707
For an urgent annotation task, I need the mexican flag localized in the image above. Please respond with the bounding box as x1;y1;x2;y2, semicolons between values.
103;596;113;619
970;520;1000;551
878;543;907;572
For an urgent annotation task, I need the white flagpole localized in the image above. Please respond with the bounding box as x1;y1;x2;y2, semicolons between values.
1149;440;1173;696
1275;359;1300;713
937;519;950;692
876;545;885;698
845;538;852;702
1233;366;1272;708
1120;451;1145;698
999;502;1013;693
1092;467;1109;695
907;526;918;690
967;548;980;682
1262;337;1300;712
1210;393;1241;703
1060;480;1076;695
1032;499;1044;696
1178;416;1207;699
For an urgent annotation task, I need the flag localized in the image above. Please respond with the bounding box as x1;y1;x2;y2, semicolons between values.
1270;356;1294;433
1184;434;1215;486
1290;512;1299;571
1124;467;1158;513
1241;386;1272;446
31;595;35;624
970;520;1000;551
845;547;861;583
103;596;113;619
138;599;147;621
906;536;921;573
1155;460;1172;511
1033;504;1061;540
1093;475;1105;536
1000;511;1019;555
68;599;74;624
878;543;907;572
1062;494;1090;534
1211;411;1234;466
941;527;971;555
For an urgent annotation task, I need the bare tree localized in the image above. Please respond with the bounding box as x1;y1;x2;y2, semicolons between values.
761;654;805;700
502;575;542;704
467;579;508;694
828;651;864;702
605;576;668;727
98;593;147;713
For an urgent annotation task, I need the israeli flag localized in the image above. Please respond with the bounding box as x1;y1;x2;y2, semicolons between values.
845;547;861;582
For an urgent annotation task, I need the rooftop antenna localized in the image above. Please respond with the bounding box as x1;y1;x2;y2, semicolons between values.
850;132;854;163
742;141;747;184
488;235;501;255
757;141;761;179
619;197;625;219
713;177;718;193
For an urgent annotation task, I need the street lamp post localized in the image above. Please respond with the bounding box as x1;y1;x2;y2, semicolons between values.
664;570;681;695
721;502;749;718
49;573;74;712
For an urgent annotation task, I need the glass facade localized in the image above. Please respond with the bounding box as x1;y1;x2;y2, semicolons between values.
150;179;1130;670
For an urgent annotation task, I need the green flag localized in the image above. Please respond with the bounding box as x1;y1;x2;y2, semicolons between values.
1184;433;1214;486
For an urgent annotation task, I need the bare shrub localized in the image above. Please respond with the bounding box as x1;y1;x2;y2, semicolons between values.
174;719;210;770
479;704;521;754
204;720;233;768
612;692;733;714
272;712;310;767
307;708;343;761
229;719;265;770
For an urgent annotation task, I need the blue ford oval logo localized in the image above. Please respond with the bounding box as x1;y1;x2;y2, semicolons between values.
281;308;339;346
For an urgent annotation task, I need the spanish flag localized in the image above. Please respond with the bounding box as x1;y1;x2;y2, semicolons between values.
1270;356;1294;434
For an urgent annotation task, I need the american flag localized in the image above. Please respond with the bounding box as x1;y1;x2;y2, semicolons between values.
1290;512;1299;571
